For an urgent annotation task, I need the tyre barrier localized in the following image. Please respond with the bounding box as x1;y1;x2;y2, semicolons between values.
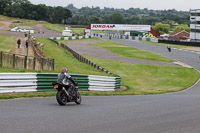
49;35;93;41
0;73;121;93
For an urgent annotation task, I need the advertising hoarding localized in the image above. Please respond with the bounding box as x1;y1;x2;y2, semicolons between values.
91;24;151;31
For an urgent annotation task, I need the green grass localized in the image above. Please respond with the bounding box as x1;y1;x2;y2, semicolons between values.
11;20;64;32
71;28;85;35
86;56;199;94
35;37;112;76
0;34;16;52
89;40;173;62
0;23;3;27
0;92;56;99
0;15;63;32
42;23;64;32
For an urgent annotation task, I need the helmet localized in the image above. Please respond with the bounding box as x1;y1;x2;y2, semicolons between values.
61;68;67;73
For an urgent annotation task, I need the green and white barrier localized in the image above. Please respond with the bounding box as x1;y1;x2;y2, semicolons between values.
0;73;121;93
106;33;158;42
49;35;93;41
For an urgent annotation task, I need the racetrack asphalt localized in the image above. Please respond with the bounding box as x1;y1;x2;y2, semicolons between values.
0;36;200;133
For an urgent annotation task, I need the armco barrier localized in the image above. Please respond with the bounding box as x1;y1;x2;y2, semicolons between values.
0;73;121;93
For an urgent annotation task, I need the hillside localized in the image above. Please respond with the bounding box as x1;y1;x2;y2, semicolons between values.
65;4;190;26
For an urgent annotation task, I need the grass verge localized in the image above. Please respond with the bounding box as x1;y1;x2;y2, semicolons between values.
0;92;56;100
89;40;173;62
71;28;85;35
0;34;16;52
35;37;112;76
0;15;63;32
86;56;199;94
42;23;64;32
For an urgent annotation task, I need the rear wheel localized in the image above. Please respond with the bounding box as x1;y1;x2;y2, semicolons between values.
75;92;81;104
56;90;67;105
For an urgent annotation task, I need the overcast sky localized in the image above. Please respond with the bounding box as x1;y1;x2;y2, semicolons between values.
29;0;199;11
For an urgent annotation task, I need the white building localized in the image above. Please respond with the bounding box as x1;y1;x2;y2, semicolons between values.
190;9;200;42
11;26;34;34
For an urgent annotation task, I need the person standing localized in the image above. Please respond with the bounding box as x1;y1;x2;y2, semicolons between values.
25;40;28;48
17;39;21;48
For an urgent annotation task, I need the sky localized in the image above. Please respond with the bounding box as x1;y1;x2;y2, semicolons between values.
29;0;199;11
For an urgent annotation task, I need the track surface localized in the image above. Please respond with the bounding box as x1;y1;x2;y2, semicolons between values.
1;37;200;133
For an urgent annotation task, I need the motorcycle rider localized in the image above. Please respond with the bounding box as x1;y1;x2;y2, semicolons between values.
57;68;77;96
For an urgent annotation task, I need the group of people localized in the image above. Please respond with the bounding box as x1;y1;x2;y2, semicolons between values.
17;39;29;49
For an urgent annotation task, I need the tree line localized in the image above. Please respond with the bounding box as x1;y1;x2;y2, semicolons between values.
66;4;190;26
0;1;191;34
65;4;190;33
0;0;72;24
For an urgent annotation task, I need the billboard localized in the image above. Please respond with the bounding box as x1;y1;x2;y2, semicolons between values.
91;24;151;31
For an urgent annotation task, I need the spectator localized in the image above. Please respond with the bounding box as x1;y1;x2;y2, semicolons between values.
17;39;21;48
25;40;28;48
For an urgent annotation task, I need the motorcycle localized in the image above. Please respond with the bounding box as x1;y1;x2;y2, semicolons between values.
52;82;81;106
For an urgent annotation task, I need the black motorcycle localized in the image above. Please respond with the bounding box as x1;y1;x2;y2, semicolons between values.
52;82;81;105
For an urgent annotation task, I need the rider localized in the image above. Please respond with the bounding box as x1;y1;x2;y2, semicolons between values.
57;68;77;96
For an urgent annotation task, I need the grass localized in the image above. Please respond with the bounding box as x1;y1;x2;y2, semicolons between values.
89;40;174;62
0;37;199;99
86;56;199;94
0;15;64;32
71;28;85;35
35;37;112;76
11;21;64;32
2;56;197;98
0;23;3;27
42;23;64;32
140;41;200;52
0;34;16;52
0;92;56;100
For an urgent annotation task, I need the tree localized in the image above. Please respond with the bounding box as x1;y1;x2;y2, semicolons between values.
152;22;170;34
90;16;101;24
173;24;190;32
110;12;125;24
0;0;12;15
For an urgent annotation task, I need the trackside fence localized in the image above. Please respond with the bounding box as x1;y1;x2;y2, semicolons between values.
0;73;121;93
0;51;54;71
105;33;158;43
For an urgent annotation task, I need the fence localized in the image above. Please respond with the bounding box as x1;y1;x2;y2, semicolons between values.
0;51;54;71
49;35;92;41
105;33;158;42
0;73;121;93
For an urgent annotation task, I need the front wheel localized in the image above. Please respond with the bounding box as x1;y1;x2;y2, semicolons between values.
75;92;81;104
56;90;67;105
